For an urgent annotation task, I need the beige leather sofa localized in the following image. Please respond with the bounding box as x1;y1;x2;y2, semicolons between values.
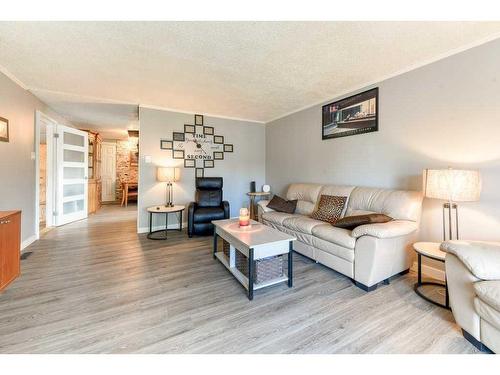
257;183;423;291
442;240;500;353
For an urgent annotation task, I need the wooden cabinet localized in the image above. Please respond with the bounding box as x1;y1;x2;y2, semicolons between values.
0;211;21;292
84;130;102;214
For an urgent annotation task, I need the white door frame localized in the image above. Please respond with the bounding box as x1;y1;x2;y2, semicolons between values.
101;141;117;202
34;110;57;240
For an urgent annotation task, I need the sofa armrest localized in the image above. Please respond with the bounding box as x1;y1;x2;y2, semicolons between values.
441;240;500;280
257;200;273;222
257;200;273;213
351;220;418;239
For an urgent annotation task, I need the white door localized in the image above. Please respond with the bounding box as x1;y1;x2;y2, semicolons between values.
101;142;117;202
54;125;89;226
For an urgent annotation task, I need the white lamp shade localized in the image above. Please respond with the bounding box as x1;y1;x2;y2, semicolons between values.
157;167;180;182
423;168;481;202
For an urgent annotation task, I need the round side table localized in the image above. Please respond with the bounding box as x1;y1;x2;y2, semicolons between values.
413;242;450;309
247;192;271;220
147;205;185;240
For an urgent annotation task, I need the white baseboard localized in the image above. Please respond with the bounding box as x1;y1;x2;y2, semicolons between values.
21;235;37;251
137;222;187;234
410;261;445;282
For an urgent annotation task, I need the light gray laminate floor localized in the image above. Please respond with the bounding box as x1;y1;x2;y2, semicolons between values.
0;205;478;353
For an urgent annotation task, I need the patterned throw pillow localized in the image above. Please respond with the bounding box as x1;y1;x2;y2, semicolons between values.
333;214;393;230
310;195;347;223
267;195;298;214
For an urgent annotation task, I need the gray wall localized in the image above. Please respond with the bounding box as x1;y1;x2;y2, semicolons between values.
266;38;500;243
138;107;266;231
0;71;72;246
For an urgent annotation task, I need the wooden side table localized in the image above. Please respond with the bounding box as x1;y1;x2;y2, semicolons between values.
413;242;450;309
247;192;271;220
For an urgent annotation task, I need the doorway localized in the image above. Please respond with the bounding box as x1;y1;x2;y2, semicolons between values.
35;111;89;237
101;141;117;202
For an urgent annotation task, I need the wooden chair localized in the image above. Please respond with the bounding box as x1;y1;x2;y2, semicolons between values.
120;180;138;207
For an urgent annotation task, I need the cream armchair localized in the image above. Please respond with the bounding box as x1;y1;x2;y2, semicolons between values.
442;240;500;353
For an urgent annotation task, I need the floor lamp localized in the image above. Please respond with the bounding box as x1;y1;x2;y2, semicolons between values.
423;168;481;241
157;167;180;207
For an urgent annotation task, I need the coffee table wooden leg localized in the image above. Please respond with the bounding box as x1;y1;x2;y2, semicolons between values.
248;248;254;300
288;241;293;287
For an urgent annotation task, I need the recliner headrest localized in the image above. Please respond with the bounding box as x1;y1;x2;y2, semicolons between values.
196;177;223;190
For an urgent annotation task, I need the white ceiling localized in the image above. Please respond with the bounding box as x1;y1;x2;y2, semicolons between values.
1;21;500;127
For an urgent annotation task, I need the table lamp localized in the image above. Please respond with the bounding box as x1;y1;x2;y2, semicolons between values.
157;167;180;207
423;168;481;240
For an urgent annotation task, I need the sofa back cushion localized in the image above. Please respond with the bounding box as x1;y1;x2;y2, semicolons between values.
346;187;423;222
286;183;323;215
318;185;355;217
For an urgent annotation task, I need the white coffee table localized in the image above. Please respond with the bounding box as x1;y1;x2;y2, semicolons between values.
212;218;296;300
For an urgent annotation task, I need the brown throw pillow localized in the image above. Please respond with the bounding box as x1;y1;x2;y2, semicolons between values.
333;213;393;230
310;195;347;223
267;195;297;214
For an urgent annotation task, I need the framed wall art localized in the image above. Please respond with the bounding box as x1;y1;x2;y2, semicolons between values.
173;149;185;159
160;140;173;150
322;87;378;140
195;114;204;126
184;159;196;168
0;117;9;142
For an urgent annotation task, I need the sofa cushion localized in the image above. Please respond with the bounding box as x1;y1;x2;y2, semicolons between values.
351;220;418;239
261;211;299;226
318;185;355;216
440;241;500;280
334;213;393;230
266;195;297;214
282;216;325;234
311;224;356;249
286;183;323;215
310;195;347;224
474;297;500;331
474;281;500;312
346;187;422;222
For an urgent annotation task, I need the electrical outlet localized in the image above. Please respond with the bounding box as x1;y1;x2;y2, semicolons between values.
144;155;152;164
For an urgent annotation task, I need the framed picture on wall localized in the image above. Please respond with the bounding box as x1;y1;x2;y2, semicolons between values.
204;159;214;168
196;168;204;178
214;135;224;144
203;126;214;135
160;140;173;150
184;159;196;168
223;144;233;152
322;87;378;140
173;132;185;142
213;151;224;160
184;124;196;134
0;117;9;142
195;114;204;126
173;149;185;159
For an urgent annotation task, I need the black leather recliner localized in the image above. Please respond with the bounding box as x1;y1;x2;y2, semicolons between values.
188;177;230;237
